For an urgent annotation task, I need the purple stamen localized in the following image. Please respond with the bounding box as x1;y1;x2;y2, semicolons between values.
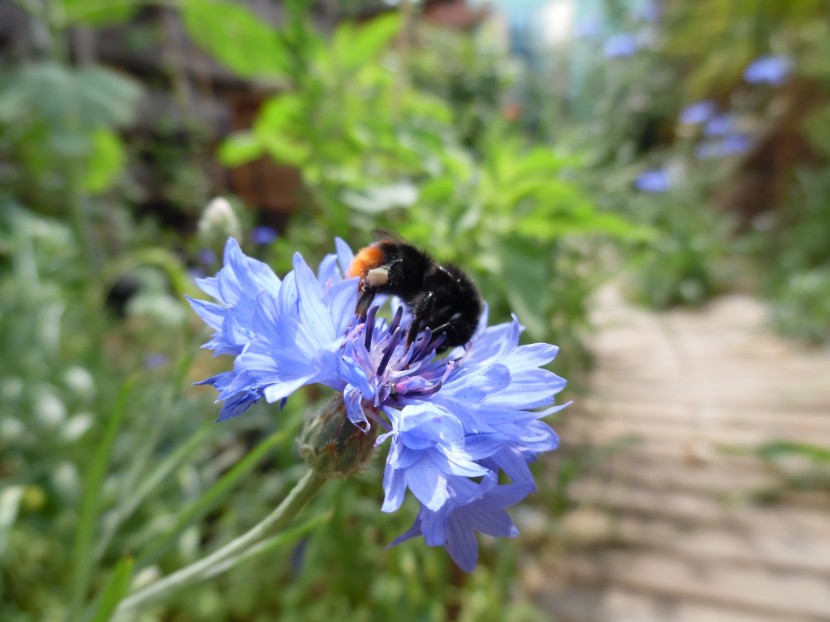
406;328;433;366
428;333;447;354
388;304;404;334
365;408;391;431
364;305;379;351
399;360;453;398
377;327;404;377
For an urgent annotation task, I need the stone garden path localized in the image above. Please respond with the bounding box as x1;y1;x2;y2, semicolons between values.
526;285;830;622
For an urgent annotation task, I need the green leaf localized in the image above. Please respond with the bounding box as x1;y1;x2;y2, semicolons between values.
75;67;142;128
332;13;402;71
95;424;212;560
0;486;23;561
68;379;135;620
501;242;550;337
253;95;309;165
0;63;140;131
180;1;289;80
83;130;126;193
201;512;331;580
260;134;310;166
61;0;137;27
759;441;830;464
134;427;293;569
218;132;264;166
341;183;418;213
86;557;134;622
255;94;305;133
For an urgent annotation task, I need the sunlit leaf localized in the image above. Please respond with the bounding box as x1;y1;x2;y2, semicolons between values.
180;0;289;80
87;557;134;622
61;0;137;26
342;183;418;213
83;130;126;194
332;13;402;71
218;132;264;166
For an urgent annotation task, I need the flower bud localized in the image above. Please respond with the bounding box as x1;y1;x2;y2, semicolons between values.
198;197;241;250
299;394;378;478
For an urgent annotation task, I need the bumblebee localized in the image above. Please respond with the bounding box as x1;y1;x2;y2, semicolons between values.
348;232;483;351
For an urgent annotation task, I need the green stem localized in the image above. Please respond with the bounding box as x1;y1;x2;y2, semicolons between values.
115;469;329;614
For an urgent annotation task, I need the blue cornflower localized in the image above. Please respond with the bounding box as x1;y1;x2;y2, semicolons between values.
188;238;568;570
574;18;601;39
634;169;671;193
251;225;278;245
695;133;754;159
603;33;638;58
703;113;735;137
144;353;170;370
744;55;790;85
636;1;660;22
390;473;532;572
679;100;715;125
199;248;217;266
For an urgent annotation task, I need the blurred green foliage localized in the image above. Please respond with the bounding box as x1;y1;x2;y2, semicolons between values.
748;19;830;342
210;4;641;375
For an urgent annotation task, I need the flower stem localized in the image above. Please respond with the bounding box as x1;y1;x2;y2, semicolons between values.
116;468;329;614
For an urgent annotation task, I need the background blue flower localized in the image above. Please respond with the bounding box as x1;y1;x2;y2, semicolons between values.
635;169;671;193
603;33;638;58
744;55;791;85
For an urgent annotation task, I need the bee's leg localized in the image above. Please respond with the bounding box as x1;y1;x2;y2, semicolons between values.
355;288;377;319
405;292;434;346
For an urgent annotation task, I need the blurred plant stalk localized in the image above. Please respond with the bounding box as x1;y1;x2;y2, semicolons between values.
115;468;329;614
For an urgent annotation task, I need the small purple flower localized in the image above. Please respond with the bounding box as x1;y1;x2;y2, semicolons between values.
637;1;660;22
574;18;601;39
634;169;671;193
188;238;568;571
703;113;735;137
679;100;715;125
744;55;791;85
603;33;637;58
199;248;217;266
695;133;754;159
144;353;170;369
252;226;278;245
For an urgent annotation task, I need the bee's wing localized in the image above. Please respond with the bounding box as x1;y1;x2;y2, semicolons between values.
372;228;405;243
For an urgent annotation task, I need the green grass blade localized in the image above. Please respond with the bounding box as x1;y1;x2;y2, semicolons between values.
0;485;25;600
134;427;291;568
759;440;830;463
85;557;134;622
0;485;24;560
203;511;331;580
95;423;213;560
68;378;135;620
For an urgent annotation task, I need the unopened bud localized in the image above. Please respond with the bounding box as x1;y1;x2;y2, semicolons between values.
299;394;378;478
198;197;241;249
